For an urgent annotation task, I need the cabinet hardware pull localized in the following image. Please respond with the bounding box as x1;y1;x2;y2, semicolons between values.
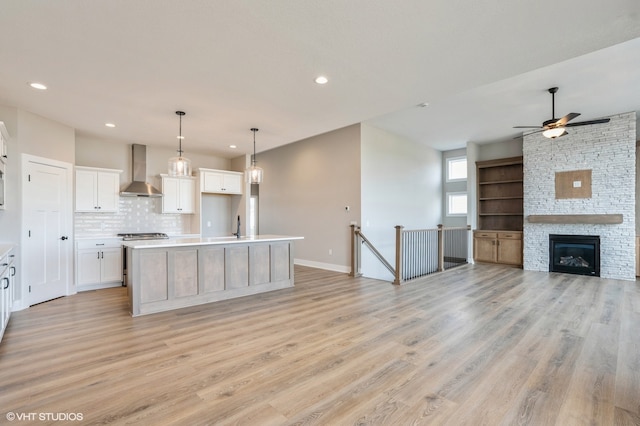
10;266;16;276
2;277;8;289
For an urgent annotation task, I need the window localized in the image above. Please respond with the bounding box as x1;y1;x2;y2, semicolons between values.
447;192;467;216
447;156;467;182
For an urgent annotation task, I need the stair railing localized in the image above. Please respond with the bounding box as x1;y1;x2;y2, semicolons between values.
350;224;470;285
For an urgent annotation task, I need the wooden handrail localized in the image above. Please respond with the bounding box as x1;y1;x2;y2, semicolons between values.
357;228;396;277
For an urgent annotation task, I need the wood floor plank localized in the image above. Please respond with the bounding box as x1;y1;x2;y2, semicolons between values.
0;264;638;425
555;323;618;425
615;298;640;417
438;354;538;426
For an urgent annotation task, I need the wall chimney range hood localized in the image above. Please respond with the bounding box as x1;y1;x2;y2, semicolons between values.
120;144;163;197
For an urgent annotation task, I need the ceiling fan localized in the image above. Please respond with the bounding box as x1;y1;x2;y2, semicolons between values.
514;87;610;139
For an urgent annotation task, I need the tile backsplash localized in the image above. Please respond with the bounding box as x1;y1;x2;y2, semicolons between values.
75;197;192;237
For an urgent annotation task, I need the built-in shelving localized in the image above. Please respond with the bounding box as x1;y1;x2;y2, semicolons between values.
476;156;523;231
474;156;523;267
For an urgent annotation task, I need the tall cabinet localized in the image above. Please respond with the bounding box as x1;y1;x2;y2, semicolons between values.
474;156;523;266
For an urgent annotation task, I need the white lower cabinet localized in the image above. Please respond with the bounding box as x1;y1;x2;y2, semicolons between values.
76;239;123;291
0;247;16;342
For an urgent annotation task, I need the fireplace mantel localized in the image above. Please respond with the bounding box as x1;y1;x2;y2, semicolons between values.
527;214;623;224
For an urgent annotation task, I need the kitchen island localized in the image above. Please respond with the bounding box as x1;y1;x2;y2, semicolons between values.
123;235;303;316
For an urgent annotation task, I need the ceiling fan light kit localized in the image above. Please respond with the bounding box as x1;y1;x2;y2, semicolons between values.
542;127;567;139
514;87;610;139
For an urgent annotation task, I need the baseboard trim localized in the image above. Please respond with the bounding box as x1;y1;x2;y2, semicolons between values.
294;259;351;274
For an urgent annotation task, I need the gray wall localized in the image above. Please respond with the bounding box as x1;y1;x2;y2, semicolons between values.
637;142;640;234
466;142;479;231
476;138;523;161
361;124;442;280
258;124;361;272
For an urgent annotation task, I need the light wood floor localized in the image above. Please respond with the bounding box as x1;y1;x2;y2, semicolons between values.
1;264;639;425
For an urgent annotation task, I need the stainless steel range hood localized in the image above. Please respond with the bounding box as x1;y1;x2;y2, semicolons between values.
120;144;163;197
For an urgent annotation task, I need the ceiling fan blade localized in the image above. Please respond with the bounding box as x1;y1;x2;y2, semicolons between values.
555;112;581;126
513;125;542;129
522;128;545;135
565;118;611;127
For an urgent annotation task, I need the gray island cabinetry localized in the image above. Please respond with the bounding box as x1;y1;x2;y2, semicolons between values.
124;235;303;316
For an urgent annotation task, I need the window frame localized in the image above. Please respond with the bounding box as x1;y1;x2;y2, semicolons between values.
446;156;467;182
446;191;468;217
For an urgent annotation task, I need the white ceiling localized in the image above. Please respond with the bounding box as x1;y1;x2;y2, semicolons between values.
1;1;639;158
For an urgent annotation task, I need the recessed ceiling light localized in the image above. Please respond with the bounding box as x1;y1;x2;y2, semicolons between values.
29;82;47;90
315;76;328;85
229;145;237;149
105;123;116;128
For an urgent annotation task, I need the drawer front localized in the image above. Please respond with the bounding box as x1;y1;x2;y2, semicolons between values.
474;231;497;239
497;232;522;240
77;240;123;250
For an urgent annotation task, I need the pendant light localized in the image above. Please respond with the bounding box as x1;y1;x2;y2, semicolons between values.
168;111;192;177
245;128;264;184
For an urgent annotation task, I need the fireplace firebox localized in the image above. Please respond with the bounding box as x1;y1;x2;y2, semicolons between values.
549;234;600;277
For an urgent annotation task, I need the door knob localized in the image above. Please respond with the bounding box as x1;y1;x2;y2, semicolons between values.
60;236;68;241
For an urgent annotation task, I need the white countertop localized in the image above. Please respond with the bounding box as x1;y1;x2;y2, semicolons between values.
75;233;201;241
122;234;304;249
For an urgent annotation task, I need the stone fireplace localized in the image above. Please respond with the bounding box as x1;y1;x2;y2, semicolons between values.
523;112;636;281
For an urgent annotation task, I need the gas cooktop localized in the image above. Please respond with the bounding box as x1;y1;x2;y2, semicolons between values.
117;232;169;241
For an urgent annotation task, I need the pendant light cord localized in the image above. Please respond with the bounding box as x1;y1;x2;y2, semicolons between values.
251;128;259;165
176;111;186;156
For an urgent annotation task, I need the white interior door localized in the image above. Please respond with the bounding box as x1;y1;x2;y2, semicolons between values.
23;156;72;305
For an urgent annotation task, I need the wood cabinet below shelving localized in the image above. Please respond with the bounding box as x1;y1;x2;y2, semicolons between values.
473;231;522;267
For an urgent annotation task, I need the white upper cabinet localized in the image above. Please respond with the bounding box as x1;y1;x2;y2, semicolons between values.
161;175;195;214
199;169;243;194
0;122;9;164
75;167;122;212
